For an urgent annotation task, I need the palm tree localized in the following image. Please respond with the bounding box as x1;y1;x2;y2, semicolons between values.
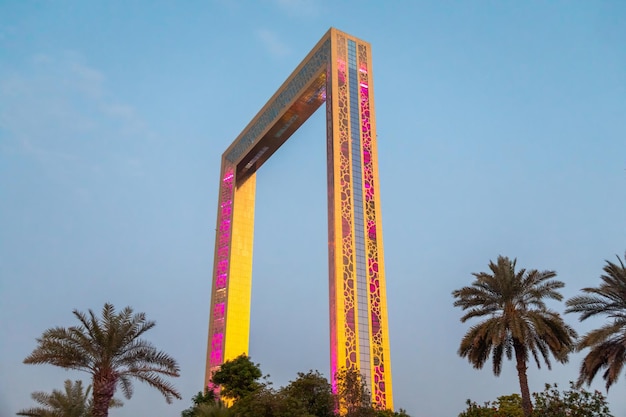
23;303;181;417
565;252;626;390
17;380;122;417
17;380;93;417
452;256;577;417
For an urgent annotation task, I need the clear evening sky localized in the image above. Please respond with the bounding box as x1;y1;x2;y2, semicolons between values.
1;1;624;416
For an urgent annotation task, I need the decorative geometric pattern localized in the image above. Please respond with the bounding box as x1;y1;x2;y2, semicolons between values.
207;165;234;375
206;28;393;410
225;40;331;163
357;43;387;406
335;32;358;374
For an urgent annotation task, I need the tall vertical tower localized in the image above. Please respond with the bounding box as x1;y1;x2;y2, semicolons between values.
205;28;393;409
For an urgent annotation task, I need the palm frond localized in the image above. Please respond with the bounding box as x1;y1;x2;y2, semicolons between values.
453;254;575;417
576;321;624;350
567;252;626;390
125;371;182;403
17;380;92;417
117;375;134;400
23;303;181;415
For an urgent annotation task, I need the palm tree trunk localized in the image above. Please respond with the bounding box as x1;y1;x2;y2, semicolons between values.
92;369;117;417
513;342;533;417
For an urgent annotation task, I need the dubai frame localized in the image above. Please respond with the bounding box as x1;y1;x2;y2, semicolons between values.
205;28;393;409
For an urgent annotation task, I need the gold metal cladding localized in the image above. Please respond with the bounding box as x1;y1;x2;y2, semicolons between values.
206;28;393;410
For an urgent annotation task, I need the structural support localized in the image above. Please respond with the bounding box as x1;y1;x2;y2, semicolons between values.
205;28;393;409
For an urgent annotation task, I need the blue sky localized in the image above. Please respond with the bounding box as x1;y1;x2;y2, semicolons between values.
1;1;625;416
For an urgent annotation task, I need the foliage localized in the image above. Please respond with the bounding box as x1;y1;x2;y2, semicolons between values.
225;369;333;417
452;256;577;417
204;360;411;417
17;380;122;417
17;380;93;417
193;401;234;417
211;354;263;402
231;386;308;417
209;355;303;417
566;251;626;390
458;399;500;417
207;358;409;417
281;370;334;417
181;389;218;417
459;384;613;417
23;303;181;417
532;382;613;417
335;368;381;417
495;394;524;417
374;409;411;417
458;394;523;417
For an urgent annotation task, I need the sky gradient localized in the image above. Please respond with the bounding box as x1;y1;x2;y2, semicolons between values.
1;1;625;416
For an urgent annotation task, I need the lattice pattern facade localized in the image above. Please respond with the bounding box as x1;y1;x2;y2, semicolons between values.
205;28;393;410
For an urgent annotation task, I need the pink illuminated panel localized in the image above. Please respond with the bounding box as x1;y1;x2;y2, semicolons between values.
209;166;235;371
359;52;387;405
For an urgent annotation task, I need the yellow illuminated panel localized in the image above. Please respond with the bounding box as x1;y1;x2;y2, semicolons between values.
223;174;256;361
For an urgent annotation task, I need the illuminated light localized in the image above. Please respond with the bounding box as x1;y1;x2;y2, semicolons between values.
214;303;225;318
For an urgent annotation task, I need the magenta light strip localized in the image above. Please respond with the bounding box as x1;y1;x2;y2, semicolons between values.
359;60;387;406
327;73;339;396
209;166;235;370
338;54;357;371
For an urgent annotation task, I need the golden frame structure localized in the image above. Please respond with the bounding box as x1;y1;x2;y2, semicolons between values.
205;28;393;409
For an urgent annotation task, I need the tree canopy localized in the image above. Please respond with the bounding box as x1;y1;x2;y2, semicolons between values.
198;356;410;417
181;389;219;417
211;354;263;402
458;383;613;417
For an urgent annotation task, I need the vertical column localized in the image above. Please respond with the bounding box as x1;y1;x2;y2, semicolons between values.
348;38;372;393
205;163;256;389
357;41;393;409
328;30;394;410
327;30;358;385
205;162;236;387
326;55;339;392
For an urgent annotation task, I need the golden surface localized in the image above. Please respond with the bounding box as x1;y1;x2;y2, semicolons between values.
223;174;256;361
